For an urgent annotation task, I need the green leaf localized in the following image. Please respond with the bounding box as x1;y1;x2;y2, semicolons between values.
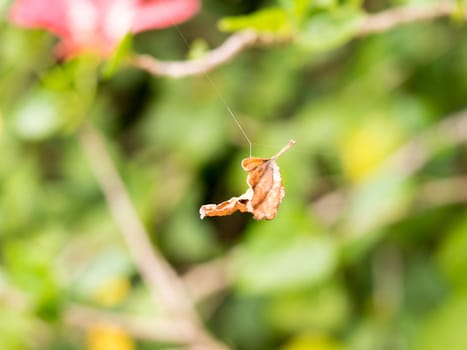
311;0;338;8
231;200;337;295
343;170;412;235
10;88;64;141
297;7;364;52
0;0;9;14
278;0;338;12
71;247;133;300
280;334;343;350
413;293;467;350
278;0;313;24
234;234;337;295
102;33;133;78
0;305;36;350
219;7;291;36
161;190;219;263
452;0;466;22
187;38;210;60
211;297;272;349
437;218;467;290
267;284;350;333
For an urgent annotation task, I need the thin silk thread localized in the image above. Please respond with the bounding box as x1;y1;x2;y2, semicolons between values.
174;26;253;157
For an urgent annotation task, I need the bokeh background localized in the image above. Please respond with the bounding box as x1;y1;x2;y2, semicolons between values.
1;0;467;349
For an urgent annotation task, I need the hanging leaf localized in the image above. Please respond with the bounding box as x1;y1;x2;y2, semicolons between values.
200;140;295;220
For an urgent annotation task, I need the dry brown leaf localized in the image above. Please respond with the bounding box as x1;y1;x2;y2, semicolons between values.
200;140;295;220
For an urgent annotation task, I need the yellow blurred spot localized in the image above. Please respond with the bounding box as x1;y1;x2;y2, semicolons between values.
280;334;342;350
340;120;401;182
93;277;130;306
87;325;134;350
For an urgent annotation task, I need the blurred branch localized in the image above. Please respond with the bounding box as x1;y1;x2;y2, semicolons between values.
388;108;467;176
1;284;207;346
183;257;230;302
78;123;193;314
77;122;228;350
131;30;263;78
310;190;347;226
417;176;467;207
357;1;455;36
0;283;29;311
131;1;457;78
311;108;467;224
0;266;228;344
63;260;232;343
65;304;190;343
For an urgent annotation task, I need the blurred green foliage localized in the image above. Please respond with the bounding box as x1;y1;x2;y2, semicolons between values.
1;0;467;349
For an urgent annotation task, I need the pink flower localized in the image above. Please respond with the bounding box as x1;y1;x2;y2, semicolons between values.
9;0;200;57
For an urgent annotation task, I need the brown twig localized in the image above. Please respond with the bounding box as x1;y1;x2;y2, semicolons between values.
271;139;296;160
357;1;455;36
131;1;458;78
77;122;228;350
131;30;262;78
